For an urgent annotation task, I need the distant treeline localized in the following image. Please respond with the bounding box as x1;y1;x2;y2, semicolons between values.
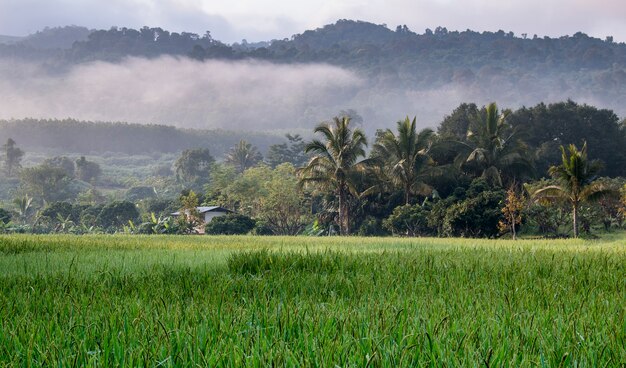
3;21;626;116
1;100;625;177
0;119;281;157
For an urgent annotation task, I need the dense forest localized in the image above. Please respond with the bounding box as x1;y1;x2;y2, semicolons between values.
0;118;280;156
2;21;626;128
1;100;625;238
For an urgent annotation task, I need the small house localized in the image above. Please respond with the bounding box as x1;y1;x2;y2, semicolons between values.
171;206;232;231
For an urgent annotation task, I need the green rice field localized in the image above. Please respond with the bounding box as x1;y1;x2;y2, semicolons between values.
0;234;624;366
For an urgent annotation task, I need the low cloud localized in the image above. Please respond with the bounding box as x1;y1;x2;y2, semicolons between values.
0;57;365;130
0;56;621;134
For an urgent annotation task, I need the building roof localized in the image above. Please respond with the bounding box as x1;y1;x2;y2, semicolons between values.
171;206;231;216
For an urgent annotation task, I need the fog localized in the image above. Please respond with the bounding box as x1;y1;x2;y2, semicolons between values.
0;56;620;133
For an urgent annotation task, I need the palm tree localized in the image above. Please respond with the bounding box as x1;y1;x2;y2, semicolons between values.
298;116;368;235
225;140;263;173
372;117;435;204
533;142;613;237
455;102;533;187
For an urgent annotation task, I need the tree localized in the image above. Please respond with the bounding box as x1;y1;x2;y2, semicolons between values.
533;142;614;237
265;134;308;168
0;208;11;224
383;203;434;236
204;214;256;235
75;156;102;183
498;186;526;239
2;138;24;177
437;103;479;140
224;140;263;173
509;101;626;177
174;148;215;186
96;201;140;230
177;190;202;233
19;165;70;203
298;116;369;235
455;102;533;187
43;156;75;177
372;117;435;204
258;163;310;235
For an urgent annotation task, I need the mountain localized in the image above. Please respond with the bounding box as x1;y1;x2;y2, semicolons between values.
0;34;24;44
1;20;626;126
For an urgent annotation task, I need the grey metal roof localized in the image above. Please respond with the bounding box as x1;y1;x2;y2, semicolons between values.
171;206;231;216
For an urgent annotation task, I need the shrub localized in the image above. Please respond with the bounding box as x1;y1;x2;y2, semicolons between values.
0;208;11;224
441;189;505;238
383;204;433;236
204;214;256;235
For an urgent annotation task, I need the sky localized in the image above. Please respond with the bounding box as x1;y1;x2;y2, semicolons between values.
0;0;625;43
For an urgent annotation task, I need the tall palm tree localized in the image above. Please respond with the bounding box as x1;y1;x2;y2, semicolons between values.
298;116;368;235
533;142;613;237
372;117;435;204
225;140;263;173
455;102;533;186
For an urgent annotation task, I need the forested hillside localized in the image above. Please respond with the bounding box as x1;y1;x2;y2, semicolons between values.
2;20;626;124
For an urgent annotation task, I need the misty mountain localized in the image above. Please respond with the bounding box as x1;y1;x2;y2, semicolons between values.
1;20;626;130
0;35;23;44
20;26;92;50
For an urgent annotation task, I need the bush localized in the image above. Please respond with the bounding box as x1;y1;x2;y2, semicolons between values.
204;214;256;235
357;216;389;236
383;205;433;236
125;186;157;202
96;201;140;230
0;208;11;224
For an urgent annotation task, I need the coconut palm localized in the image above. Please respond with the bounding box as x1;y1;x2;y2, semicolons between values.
225;140;263;173
455;102;533;187
533;142;613;237
372;116;436;204
298;116;368;235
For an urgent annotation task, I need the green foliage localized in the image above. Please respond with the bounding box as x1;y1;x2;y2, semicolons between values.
204;214;256;235
533;142;616;237
75;156;101;183
96;201;140;230
174;148;215;187
224;140;263;173
426;179;505;238
441;189;505;238
125;186;157;202
19;164;71;203
383;204;434;236
1;138;24;177
0;118;280;157
455;103;534;187
372;117;435;204
509;100;626;177
299;116;369;235
265;134;309;168
42;156;75;177
0;208;10;224
39;201;82;231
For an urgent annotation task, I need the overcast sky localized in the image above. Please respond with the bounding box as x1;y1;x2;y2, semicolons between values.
1;0;625;43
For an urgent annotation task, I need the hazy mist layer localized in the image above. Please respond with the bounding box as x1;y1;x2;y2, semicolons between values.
0;56;620;132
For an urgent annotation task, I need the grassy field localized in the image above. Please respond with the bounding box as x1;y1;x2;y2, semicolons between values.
0;234;624;366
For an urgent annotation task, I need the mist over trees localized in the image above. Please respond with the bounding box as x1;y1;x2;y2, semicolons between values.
2;21;626;130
